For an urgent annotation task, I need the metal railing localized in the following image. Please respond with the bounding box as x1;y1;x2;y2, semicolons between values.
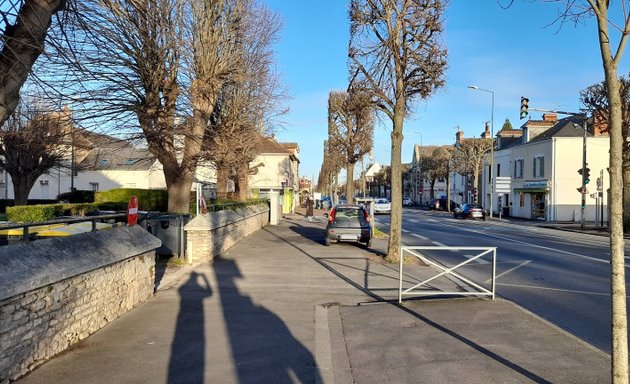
0;213;127;242
399;246;497;303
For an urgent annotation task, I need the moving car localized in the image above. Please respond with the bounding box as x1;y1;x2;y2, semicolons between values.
453;203;486;220
323;204;372;247
402;197;413;206
373;198;391;214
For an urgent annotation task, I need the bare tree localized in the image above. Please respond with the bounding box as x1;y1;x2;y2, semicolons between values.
349;0;448;262
514;1;630;379
451;137;492;204
0;0;66;126
0;101;70;204
203;2;284;200
327;89;374;204
580;76;630;231
317;139;344;199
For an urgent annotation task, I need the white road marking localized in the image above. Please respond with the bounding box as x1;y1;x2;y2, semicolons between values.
407;218;420;224
402;229;410;233
432;241;457;252
496;282;620;297
483;260;532;284
411;233;428;240
464;254;490;264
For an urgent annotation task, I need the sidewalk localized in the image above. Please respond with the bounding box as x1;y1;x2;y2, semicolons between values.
16;212;611;383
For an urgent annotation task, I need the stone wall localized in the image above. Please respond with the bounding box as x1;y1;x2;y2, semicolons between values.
0;226;161;383
184;204;269;263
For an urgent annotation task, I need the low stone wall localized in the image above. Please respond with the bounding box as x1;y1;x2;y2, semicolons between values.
0;226;161;383
184;204;269;263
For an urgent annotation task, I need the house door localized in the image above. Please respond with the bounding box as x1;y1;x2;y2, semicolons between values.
531;192;546;220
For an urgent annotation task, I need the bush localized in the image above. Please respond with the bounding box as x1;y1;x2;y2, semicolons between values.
57;190;95;203
6;201;129;223
95;188;168;212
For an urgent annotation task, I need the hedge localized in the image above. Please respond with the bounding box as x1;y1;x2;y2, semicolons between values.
6;202;127;223
95;188;168;212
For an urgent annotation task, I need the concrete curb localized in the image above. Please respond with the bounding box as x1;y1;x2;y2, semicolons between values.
315;304;353;384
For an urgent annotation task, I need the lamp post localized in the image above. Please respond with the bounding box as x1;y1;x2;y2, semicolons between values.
468;85;495;219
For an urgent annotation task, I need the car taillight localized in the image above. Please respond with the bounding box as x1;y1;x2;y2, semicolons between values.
328;209;335;223
364;209;370;222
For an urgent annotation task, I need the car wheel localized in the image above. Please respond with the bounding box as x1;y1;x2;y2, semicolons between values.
324;237;331;246
364;238;372;248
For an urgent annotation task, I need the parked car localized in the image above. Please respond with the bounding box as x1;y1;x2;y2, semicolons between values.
323;204;372;247
402;197;413;206
373;198;391;214
453;203;486;220
428;198;441;210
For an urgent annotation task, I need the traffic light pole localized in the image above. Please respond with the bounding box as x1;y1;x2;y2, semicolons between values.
530;107;588;228
581;119;587;230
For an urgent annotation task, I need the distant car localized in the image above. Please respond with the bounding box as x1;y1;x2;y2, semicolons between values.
428;198;441;210
402;197;413;206
453;203;486;220
373;198;391;214
323;204;372;247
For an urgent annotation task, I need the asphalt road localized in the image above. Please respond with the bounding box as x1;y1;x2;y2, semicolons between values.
374;207;628;353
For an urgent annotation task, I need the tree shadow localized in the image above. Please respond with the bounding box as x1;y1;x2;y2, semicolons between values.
167;271;213;384
213;256;322;383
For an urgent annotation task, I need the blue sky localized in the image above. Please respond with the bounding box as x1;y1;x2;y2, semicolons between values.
266;1;630;184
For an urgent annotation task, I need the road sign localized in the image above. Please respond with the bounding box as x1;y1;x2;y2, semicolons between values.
127;195;139;226
495;176;511;193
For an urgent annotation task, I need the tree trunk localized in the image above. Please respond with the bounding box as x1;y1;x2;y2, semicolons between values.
597;19;629;382
216;166;229;200
346;163;355;204
623;150;630;232
163;167;193;213
0;0;65;126
236;164;249;201
385;98;405;263
11;174;38;206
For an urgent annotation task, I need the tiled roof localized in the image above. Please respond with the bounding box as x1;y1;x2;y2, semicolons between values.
528;115;592;143
258;136;292;154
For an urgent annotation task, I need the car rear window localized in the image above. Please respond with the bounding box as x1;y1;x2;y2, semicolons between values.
333;208;368;225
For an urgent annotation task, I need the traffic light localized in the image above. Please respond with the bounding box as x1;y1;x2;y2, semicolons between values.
520;97;529;119
577;168;583;176
584;167;591;184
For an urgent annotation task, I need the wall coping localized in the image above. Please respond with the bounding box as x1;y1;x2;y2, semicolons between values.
184;204;269;231
0;225;161;302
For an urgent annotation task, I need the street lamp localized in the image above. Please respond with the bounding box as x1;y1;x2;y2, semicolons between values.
468;85;495;219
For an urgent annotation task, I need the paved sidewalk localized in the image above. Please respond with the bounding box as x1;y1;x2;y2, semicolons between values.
16;212;611;383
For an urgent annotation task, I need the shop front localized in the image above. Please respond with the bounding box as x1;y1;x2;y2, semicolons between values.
514;180;549;221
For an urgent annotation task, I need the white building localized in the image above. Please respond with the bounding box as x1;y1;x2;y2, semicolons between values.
482;113;609;222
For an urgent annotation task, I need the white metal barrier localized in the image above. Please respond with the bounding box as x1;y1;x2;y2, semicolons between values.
398;246;497;303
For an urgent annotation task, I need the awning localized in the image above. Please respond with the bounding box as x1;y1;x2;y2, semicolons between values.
513;188;548;193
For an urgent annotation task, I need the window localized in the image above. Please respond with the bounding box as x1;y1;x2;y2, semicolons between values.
126;159;135;165
519;192;525;207
514;159;524;179
89;182;99;191
533;156;544;178
497;163;501;177
98;159;109;167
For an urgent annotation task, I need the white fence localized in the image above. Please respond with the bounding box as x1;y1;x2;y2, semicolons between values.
399;246;497;303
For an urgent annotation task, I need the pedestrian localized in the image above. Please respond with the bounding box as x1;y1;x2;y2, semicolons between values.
306;196;314;221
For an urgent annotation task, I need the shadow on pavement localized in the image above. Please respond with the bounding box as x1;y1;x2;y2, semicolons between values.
167;271;213;384
212;256;322;383
264;226;554;383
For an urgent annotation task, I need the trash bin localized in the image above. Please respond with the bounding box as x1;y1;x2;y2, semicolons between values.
147;214;191;257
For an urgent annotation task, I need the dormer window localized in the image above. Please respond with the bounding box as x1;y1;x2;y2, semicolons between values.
99;159;109;166
126;159;135;165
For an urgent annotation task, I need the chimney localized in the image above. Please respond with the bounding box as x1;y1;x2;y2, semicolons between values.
456;129;464;144
542;113;558;122
483;121;490;138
